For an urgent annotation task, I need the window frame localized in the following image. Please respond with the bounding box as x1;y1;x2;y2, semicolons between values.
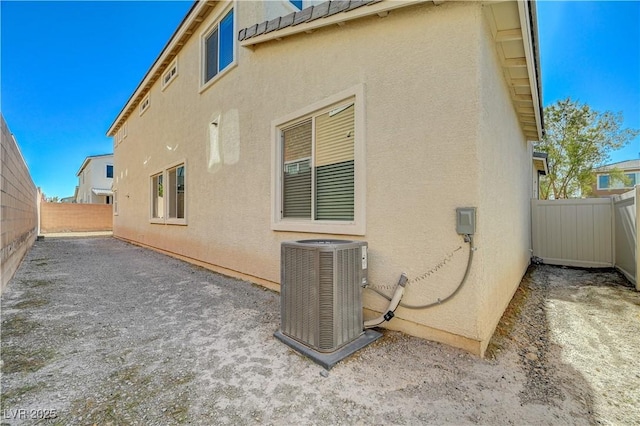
597;172;640;190
199;4;236;93
140;94;150;116
161;58;178;91
106;164;114;179
149;160;187;226
271;84;365;236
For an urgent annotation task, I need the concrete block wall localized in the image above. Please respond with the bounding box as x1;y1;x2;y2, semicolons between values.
40;203;113;233
1;115;38;292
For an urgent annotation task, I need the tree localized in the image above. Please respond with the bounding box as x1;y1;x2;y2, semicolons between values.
46;196;60;203
534;98;639;199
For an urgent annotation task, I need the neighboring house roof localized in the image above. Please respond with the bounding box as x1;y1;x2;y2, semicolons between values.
107;0;544;141
91;188;113;196
533;151;548;175
76;154;113;176
594;159;640;173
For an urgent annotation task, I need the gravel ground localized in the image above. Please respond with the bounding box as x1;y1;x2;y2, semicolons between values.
1;237;639;425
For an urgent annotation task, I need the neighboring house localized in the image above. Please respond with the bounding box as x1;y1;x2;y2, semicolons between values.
60;196;76;203
532;152;548;199
107;0;544;357
75;154;114;204
591;159;640;197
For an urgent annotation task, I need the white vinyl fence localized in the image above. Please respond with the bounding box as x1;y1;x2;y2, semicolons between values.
531;186;639;289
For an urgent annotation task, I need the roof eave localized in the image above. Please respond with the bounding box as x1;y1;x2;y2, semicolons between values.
106;1;219;137
517;0;544;141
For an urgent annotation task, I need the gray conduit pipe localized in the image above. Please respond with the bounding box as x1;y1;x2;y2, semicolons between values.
366;234;475;312
364;273;408;328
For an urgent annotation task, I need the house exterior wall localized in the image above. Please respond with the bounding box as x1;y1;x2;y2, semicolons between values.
76;156;113;204
475;6;535;353
112;1;533;355
1;115;38;293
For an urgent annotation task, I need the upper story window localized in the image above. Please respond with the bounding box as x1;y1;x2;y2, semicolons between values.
272;85;365;235
114;122;127;147
162;59;178;90
140;95;150;116
203;8;234;85
598;172;638;190
106;165;114;179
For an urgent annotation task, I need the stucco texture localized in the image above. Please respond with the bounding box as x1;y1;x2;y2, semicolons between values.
112;1;534;355
1;115;38;292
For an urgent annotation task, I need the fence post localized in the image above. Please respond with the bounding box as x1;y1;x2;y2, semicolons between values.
633;185;640;291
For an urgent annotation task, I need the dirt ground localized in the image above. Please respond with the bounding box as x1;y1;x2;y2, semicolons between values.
1;237;639;425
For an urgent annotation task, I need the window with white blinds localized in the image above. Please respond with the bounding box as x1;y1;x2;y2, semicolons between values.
281;102;355;221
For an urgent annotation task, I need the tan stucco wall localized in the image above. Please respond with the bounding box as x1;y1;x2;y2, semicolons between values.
112;1;532;355
1;115;38;292
475;5;534;354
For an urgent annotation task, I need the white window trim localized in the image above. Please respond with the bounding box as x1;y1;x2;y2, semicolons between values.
597;172;639;190
161;58;179;91
271;84;366;236
140;94;150;116
149;159;188;226
199;2;237;94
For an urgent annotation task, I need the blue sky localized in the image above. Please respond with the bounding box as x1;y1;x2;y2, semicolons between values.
1;1;639;198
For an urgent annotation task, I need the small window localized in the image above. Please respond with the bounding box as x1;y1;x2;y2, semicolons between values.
140;95;150;116
162;59;178;90
106;165;114;178
289;0;303;9
625;173;636;187
598;174;610;189
203;8;234;85
150;162;186;224
151;173;164;219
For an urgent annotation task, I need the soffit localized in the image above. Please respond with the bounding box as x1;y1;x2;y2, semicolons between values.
484;1;544;141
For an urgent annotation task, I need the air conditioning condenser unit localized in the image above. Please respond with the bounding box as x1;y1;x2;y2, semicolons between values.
274;239;382;369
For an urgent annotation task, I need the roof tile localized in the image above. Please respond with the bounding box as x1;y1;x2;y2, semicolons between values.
292;6;314;26
328;1;351;16
309;2;331;22
245;24;258;39
256;21;268;36
266;17;281;33
280;12;295;28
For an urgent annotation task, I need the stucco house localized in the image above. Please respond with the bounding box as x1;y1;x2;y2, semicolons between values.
591;159;640;198
107;0;544;356
75;154;114;204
